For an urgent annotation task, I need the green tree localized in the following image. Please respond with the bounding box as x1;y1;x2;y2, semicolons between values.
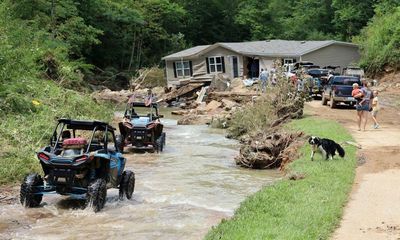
356;5;400;74
332;0;376;40
176;0;249;45
235;0;336;40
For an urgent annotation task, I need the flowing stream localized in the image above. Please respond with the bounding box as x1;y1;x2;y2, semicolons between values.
0;111;281;240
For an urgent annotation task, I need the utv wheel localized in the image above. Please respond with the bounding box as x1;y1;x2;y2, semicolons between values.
116;135;125;153
322;94;328;105
119;170;135;200
86;178;107;212
156;137;163;152
20;173;43;208
161;133;166;147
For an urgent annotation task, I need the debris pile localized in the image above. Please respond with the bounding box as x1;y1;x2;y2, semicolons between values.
209;73;231;91
130;67;166;89
159;73;259;125
235;131;304;169
176;99;240;125
91;87;165;104
163;83;204;104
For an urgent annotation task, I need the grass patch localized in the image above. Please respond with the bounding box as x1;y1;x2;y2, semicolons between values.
205;117;357;240
0;80;114;185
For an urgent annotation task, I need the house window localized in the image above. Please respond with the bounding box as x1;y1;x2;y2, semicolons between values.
175;61;191;77
208;56;223;73
284;58;295;64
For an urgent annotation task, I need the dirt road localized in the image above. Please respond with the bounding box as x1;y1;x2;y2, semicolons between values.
305;99;400;240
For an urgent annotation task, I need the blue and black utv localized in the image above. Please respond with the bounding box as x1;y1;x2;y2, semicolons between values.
20;119;135;212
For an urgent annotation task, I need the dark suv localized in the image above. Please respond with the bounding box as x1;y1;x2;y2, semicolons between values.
321;76;361;108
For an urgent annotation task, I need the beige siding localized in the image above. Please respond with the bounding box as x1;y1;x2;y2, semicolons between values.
165;46;243;86
259;57;276;71
165;60;178;86
200;47;241;79
301;44;360;70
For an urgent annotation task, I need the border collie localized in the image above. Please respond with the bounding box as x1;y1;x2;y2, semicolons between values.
308;136;345;161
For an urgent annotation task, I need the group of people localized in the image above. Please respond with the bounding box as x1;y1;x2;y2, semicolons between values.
258;67;277;93
351;80;380;131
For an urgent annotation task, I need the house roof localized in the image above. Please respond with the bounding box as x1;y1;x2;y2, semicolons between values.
162;40;358;60
162;45;210;60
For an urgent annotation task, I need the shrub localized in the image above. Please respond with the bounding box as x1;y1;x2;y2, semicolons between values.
356;6;400;74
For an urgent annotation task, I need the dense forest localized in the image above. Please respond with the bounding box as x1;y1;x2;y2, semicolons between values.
1;0;399;88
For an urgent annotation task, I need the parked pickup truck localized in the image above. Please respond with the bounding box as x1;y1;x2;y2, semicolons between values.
321;76;361;108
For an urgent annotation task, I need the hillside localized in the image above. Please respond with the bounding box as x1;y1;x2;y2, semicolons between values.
0;4;113;184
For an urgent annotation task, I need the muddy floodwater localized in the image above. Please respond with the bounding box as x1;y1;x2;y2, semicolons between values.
0;111;281;240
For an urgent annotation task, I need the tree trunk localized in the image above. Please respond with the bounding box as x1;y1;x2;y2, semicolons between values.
128;30;137;71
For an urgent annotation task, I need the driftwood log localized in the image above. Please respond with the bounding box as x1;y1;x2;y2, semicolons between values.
235;132;304;169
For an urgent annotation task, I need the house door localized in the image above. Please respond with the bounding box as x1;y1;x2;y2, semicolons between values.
232;56;239;78
246;57;259;79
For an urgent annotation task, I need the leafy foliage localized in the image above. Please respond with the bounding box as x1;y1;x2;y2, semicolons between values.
3;0;397;80
332;0;377;40
355;4;400;74
0;2;113;184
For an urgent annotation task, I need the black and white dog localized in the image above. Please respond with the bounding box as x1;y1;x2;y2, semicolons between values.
308;136;345;161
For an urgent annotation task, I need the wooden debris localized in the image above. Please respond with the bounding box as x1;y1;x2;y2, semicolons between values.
163;83;204;103
196;86;208;103
235;131;304;169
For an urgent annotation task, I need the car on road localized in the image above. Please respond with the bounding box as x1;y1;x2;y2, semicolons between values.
20;119;135;212
321;76;361;108
118;102;165;153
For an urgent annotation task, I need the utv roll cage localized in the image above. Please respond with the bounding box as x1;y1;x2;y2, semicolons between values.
50;118;117;154
124;102;163;121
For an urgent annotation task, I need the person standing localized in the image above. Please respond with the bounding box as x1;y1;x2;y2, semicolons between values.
371;90;380;129
144;88;156;106
259;68;269;93
270;66;277;86
352;83;363;131
358;82;373;131
296;77;304;93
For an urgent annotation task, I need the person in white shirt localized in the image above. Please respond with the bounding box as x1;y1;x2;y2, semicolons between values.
371;90;380;129
259;68;269;93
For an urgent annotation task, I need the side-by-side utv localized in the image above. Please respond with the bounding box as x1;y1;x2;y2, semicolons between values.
118;102;165;153
20;119;135;212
